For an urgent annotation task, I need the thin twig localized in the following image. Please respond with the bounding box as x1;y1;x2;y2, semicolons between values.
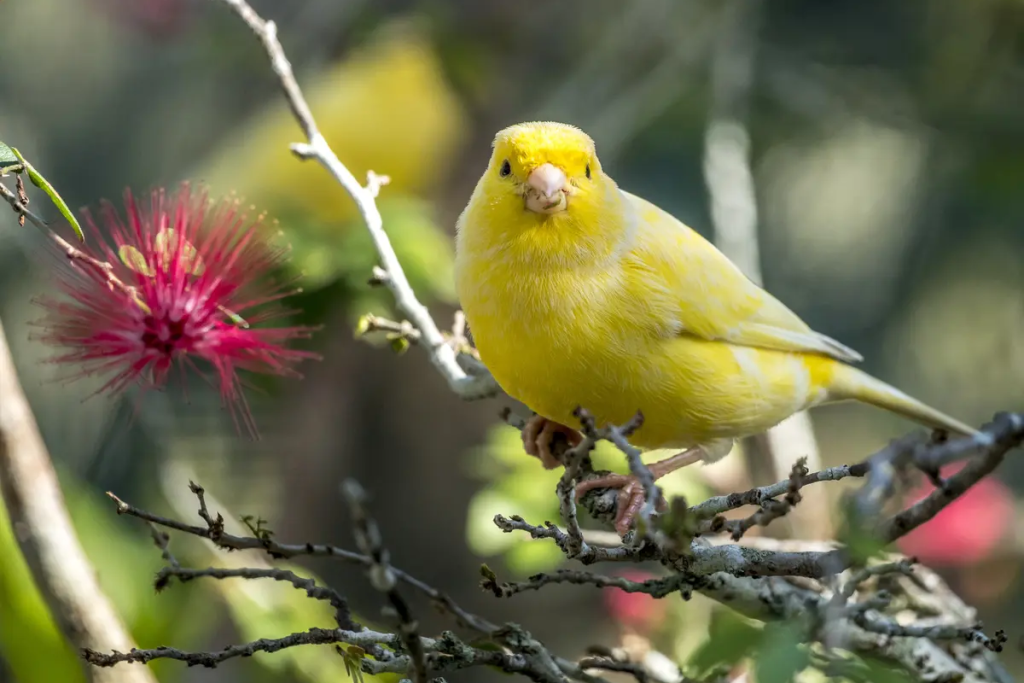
104;483;617;682
557;408;602;560
342;480;428;683
851;614;1007;653
83;627;394;668
716;458;809;540
156;566;355;629
486;569;691;600
689;462;863;520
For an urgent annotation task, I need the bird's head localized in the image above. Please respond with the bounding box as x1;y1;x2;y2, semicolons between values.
488;121;608;217
458;122;626;266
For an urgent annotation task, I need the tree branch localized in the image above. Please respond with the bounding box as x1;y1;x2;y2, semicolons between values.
0;317;157;683
209;0;498;400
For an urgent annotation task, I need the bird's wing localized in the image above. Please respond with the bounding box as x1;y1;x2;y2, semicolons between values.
623;191;863;363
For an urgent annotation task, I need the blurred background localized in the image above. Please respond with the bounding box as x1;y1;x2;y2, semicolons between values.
1;0;1023;681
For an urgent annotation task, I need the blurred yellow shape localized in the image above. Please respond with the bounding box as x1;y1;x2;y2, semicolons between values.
197;20;468;228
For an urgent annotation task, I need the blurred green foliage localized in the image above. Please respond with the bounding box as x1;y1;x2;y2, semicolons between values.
0;468;216;683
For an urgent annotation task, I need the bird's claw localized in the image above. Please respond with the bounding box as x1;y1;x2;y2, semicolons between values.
522;415;582;469
575;474;665;537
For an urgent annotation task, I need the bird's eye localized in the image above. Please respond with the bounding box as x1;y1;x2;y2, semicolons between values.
499;160;511;178
585;163;592;179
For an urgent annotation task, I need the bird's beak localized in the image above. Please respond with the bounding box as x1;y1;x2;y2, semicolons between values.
525;163;569;215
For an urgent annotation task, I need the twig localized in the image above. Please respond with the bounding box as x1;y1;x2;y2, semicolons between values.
83;627;394;668
837;558;917;602
209;0;498;400
716;458;809;540
689;462;863;520
100;482;618;683
0;178;48;230
486;569;691;600
0;317;157;683
342;480;428;683
858;413;1024;541
147;524;180;570
851;614;1007;653
603;413;659;536
557;408;601;560
0;180;151;313
491;514;649;563
155;566;355;629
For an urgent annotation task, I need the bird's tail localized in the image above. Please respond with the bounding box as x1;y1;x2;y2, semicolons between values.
826;363;978;436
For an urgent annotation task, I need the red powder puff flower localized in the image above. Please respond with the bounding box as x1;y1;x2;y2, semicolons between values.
35;183;320;436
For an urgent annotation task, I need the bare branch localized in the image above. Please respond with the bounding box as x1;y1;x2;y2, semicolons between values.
208;0;498;400
84;627;392;668
689;462;863;520
486;569;691;600
107;487;495;633
157;566;355;629
852;613;1007;653
100;482;620;682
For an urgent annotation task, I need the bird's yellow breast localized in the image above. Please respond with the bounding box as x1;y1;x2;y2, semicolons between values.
456;237;836;450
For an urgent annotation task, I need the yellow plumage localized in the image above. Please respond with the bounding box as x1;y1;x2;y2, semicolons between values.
455;122;976;462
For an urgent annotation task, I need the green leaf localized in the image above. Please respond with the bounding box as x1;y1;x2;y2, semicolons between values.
0;141;19;175
10;147;84;241
752;621;810;683
687;608;764;677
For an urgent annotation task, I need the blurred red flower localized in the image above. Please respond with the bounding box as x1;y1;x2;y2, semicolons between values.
35;183;319;436
602;570;668;633
897;466;1013;566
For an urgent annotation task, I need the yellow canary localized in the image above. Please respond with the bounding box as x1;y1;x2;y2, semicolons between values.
454;122;976;533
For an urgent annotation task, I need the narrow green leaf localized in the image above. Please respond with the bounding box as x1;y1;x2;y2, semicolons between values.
10;147;84;241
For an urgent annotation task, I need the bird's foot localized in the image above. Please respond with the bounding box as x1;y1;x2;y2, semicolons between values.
522;415;583;469
574;447;704;536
